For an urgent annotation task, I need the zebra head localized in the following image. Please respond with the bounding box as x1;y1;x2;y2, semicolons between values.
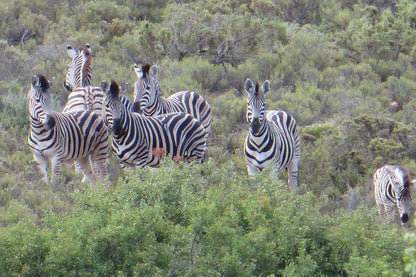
64;43;92;91
133;63;159;113
28;75;55;129
102;79;124;136
245;78;271;134
393;166;413;225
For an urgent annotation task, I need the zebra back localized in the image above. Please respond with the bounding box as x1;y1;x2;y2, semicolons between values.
28;75;108;183
102;79;207;168
63;86;104;114
133;63;212;137
373;164;413;224
244;78;301;188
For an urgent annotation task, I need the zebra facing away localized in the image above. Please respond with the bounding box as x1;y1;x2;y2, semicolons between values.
244;78;301;189
373;165;415;225
132;63;212;142
64;43;92;91
27;75;108;184
101;79;207;168
62;43;104;114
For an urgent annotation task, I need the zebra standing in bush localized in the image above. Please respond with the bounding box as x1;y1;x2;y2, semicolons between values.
101;79;207;168
244;78;301;189
133;63;212;144
63;43;133;113
373;165;414;225
63;44;104;114
27;74;108;184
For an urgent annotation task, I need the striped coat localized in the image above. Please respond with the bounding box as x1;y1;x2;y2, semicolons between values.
62;44;104;115
101;80;207;168
28;75;108;184
132;63;212;142
244;78;301;189
373;164;414;225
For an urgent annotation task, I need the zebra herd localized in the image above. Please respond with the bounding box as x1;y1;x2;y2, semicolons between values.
27;44;414;225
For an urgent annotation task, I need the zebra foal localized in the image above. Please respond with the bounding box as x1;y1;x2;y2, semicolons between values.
373;165;415;225
101;79;207;168
27;74;108;184
244;78;301;189
132;63;212;143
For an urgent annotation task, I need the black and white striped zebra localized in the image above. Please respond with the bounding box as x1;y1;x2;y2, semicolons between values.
62;44;104;115
64;43;92;91
132;63;212;142
27;75;108;184
101;79;207;168
373;164;415;225
244;78;301;189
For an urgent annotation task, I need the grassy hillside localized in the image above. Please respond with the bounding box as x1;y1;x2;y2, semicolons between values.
1;0;416;275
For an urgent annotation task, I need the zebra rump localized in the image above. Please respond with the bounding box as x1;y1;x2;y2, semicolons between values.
102;79;207;168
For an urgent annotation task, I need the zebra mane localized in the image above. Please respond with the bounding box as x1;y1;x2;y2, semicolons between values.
393;165;413;201
254;82;259;95
400;166;411;188
80;45;92;87
108;79;120;98
141;63;151;78
33;74;50;90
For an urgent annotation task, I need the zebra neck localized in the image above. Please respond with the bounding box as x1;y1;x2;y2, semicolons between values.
144;95;170;115
29;115;55;137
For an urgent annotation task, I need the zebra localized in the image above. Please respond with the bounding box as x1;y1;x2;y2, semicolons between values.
64;43;92;90
27;74;108;184
63;43;132;114
62;43;104;114
101;79;207;168
244;78;301;189
373;165;415;225
132;63;212;143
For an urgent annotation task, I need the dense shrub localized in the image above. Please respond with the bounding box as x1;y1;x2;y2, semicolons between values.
0;161;409;276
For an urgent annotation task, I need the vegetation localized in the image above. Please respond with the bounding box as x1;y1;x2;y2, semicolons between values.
1;0;416;275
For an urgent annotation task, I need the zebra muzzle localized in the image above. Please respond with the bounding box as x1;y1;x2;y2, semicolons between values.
251;118;261;133
401;213;409;224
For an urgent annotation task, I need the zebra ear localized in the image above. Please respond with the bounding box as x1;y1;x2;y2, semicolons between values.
63;82;72;92
150;65;158;77
134;64;143;78
32;75;41;88
67;45;77;59
32;75;50;90
101;81;109;94
410;179;416;195
120;83;129;95
85;43;92;54
261;80;271;95
244;78;255;95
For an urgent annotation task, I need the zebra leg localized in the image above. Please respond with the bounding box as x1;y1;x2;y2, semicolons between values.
33;153;49;182
76;156;96;185
90;153;108;183
247;163;261;177
50;156;63;186
287;156;300;190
